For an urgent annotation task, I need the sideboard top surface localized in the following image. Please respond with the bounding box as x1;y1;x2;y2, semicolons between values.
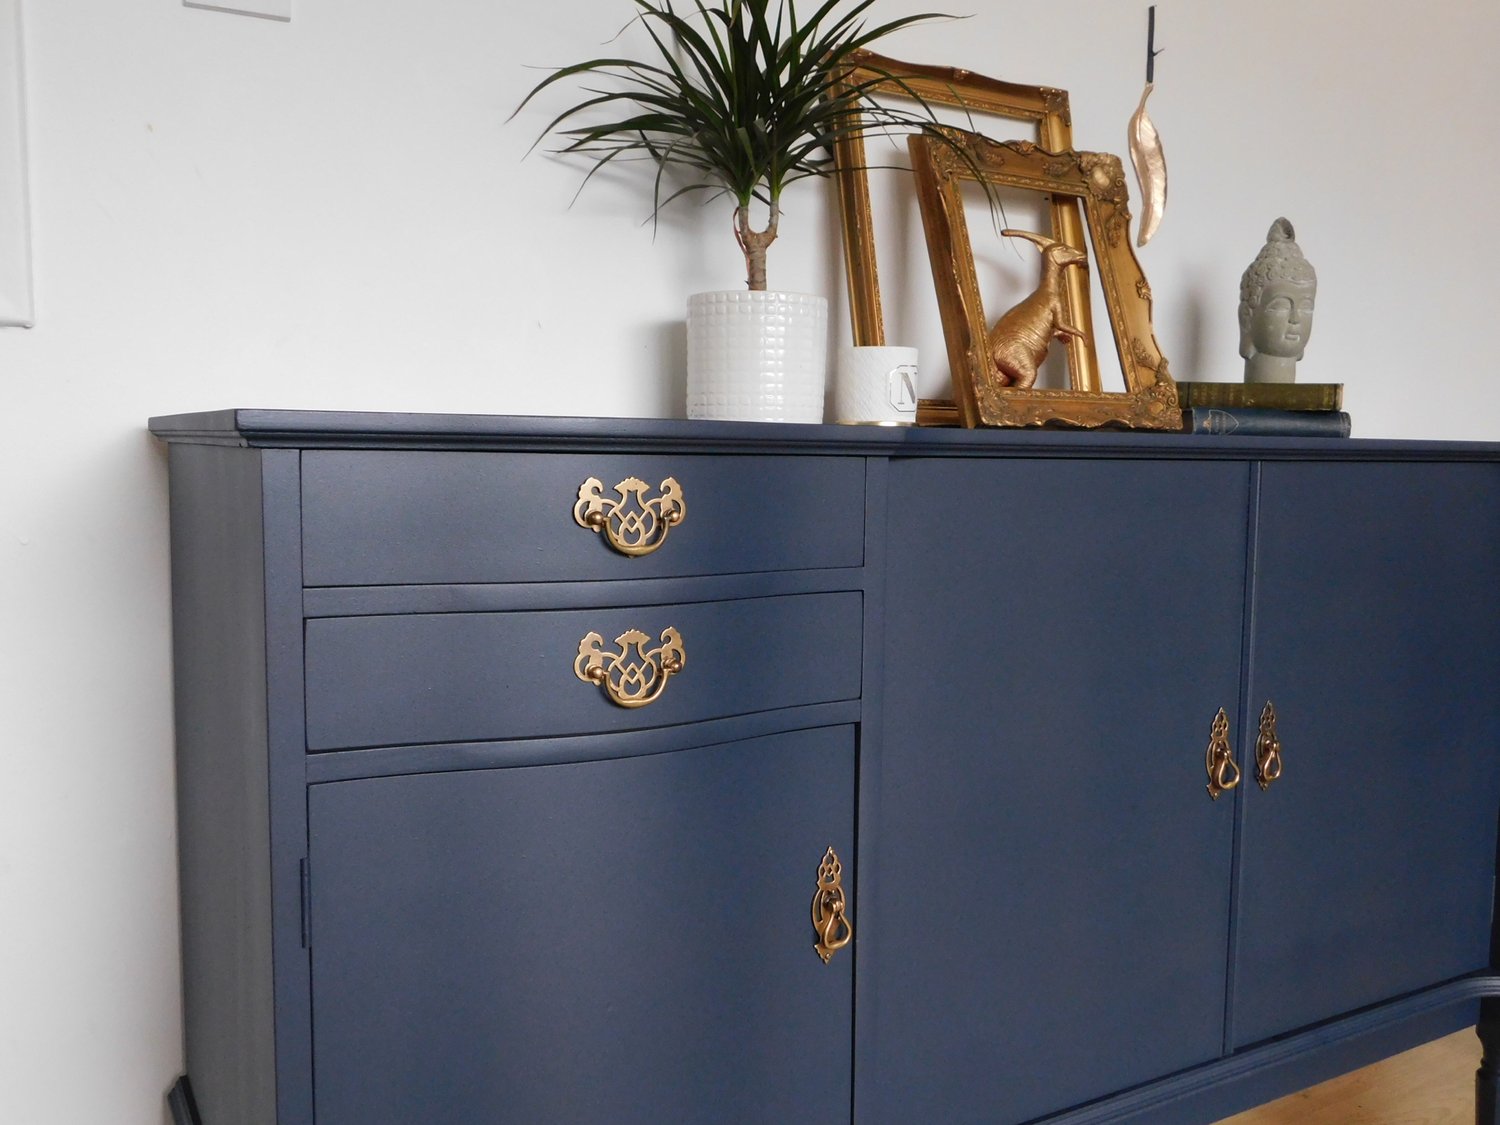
147;408;1500;461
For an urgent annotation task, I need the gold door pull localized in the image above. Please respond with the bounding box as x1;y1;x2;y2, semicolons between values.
574;627;685;708
574;476;685;557
1255;701;1283;791
812;846;853;964
1205;707;1241;801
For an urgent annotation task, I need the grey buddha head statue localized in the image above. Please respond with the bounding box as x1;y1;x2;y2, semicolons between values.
1238;218;1316;382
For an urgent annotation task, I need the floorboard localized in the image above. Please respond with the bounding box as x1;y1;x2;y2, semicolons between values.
1218;1028;1480;1124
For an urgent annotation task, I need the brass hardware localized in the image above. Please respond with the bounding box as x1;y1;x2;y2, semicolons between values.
1255;701;1283;791
574;627;685;708
1205;707;1241;801
574;476;685;557
812;846;853;964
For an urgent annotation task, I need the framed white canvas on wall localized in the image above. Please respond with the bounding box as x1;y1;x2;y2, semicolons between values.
1;0;32;328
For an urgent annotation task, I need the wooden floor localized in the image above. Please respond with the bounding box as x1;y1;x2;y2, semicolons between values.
1219;1028;1481;1124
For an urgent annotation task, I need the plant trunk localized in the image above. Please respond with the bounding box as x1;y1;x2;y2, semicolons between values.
734;200;780;292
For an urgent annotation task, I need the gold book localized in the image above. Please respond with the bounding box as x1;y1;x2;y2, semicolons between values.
916;398;962;426
1173;382;1343;411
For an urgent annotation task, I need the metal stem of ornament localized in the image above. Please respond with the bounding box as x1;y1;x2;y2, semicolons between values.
1146;5;1158;83
1129;6;1168;247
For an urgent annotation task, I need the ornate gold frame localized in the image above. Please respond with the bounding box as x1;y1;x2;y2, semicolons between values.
908;130;1179;430
831;51;1100;392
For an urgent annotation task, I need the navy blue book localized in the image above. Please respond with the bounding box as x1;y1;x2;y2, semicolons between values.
1183;407;1351;437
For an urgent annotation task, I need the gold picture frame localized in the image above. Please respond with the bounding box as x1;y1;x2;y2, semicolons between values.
831;50;1100;392
907;130;1179;430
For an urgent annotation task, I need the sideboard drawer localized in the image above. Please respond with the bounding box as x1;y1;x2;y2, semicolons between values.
301;451;865;586
304;592;863;750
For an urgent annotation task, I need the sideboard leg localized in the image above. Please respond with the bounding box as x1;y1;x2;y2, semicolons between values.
1478;999;1500;1125
167;1076;203;1125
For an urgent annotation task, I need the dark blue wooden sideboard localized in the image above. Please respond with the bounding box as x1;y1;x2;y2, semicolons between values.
150;410;1500;1125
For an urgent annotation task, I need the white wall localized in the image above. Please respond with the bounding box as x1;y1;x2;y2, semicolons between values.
1;2;1495;1121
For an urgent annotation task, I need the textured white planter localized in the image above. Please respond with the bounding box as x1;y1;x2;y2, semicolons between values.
686;290;827;423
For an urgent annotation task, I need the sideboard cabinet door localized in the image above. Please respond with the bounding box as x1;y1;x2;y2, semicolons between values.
307;727;855;1125
1231;461;1500;1047
864;458;1252;1124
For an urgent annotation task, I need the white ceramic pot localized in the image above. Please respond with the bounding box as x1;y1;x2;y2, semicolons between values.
686;290;827;423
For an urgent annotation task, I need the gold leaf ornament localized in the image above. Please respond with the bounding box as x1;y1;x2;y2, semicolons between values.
1128;82;1167;248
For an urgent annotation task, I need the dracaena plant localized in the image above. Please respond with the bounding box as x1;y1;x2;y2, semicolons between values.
517;0;982;291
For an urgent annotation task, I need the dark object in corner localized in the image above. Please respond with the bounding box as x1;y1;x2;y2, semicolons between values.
168;1076;202;1125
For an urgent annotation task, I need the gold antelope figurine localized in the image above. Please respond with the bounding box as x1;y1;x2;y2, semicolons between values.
987;229;1089;389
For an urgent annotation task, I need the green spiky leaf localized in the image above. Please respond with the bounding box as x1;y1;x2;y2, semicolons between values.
514;0;995;289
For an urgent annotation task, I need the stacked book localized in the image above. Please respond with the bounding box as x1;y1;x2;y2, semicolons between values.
1176;382;1349;437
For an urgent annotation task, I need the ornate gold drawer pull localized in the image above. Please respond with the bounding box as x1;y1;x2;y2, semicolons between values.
574;476;685;557
1205;707;1241;801
812;846;853;964
574;627;685;709
1255;701;1283;791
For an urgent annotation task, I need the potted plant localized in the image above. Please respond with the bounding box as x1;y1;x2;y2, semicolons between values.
517;0;980;422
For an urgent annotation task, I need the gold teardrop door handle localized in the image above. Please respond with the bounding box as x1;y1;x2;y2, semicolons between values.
1255;701;1284;791
574;627;685;708
574;476;686;557
812;846;853;964
1205;707;1241;801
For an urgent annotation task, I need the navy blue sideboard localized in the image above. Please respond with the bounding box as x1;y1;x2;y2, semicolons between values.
150;410;1500;1125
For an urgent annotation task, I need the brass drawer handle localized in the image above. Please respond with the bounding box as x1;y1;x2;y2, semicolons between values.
574;627;685;708
574;476;686;557
1205;707;1241;801
812;846;853;964
1255;701;1283;791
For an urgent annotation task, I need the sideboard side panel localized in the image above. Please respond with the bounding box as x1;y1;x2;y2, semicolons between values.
262;449;314;1125
168;442;277;1125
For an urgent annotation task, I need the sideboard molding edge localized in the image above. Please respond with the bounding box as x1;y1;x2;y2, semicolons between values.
1050;975;1500;1124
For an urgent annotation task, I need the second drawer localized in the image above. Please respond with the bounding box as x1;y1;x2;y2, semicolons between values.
304;592;863;751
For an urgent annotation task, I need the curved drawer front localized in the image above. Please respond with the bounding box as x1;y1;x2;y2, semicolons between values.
301;451;865;586
304;592;863;751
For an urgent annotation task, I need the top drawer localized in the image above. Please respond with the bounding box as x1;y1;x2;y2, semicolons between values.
301;450;866;587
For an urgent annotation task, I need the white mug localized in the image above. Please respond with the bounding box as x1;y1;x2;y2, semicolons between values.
834;346;919;425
